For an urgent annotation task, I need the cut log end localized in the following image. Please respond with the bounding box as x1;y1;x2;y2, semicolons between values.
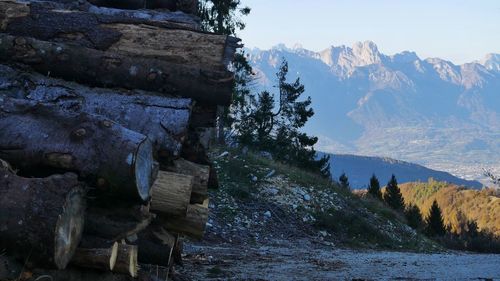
134;138;154;201
53;186;86;269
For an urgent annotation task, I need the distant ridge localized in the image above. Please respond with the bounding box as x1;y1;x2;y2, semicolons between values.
324;153;482;189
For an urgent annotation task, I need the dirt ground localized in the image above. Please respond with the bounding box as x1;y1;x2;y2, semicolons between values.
178;238;500;281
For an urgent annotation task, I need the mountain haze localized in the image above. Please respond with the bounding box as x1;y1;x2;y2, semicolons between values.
247;42;500;181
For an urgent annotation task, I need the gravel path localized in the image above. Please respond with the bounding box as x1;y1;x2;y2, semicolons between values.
180;239;500;281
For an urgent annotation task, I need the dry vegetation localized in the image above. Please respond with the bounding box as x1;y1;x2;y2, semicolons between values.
399;179;500;236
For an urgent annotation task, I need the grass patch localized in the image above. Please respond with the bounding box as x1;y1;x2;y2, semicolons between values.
314;207;391;248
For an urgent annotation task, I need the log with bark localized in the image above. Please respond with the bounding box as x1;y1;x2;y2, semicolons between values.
71;243;119;272
89;0;199;15
160;200;209;239
112;243;139;277
0;1;240;104
129;225;177;266
0;33;234;105
0;64;192;160
166;158;209;204
0;97;155;201
71;241;138;277
84;205;153;241
0;168;86;269
151;171;193;217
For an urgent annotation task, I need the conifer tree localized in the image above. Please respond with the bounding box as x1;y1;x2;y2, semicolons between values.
367;174;382;199
339;173;350;189
425;200;446;236
383;174;405;211
405;204;423;230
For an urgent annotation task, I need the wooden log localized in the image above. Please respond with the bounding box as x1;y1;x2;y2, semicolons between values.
0;1;240;104
166;159;209;204
151;171;193;217
84;206;153;241
160;200;209;239
191;104;218;128
128;225;176;266
0;97;154;201
113;243;139;277
71;243;118;272
0;64;192;160
0;33;234;105
90;0;199;14
0;169;86;269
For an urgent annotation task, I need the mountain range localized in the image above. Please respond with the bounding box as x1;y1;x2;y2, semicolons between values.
246;42;500;182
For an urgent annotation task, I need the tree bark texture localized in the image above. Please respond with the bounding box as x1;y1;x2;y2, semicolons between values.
0;97;154;201
0;64;192;160
0;169;86;269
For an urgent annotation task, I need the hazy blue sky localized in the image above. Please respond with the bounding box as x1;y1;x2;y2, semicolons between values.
238;0;500;64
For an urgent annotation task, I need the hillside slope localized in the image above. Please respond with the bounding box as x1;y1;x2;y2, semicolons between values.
400;180;500;236
193;147;435;250
326;153;482;189
177;148;500;280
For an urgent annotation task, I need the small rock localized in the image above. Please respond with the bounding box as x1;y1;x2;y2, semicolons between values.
264;211;272;218
251;175;258;182
319;231;328;237
303;194;311;201
259;151;273;159
266;188;279;195
206;222;213;228
265;170;276;178
217;151;229;158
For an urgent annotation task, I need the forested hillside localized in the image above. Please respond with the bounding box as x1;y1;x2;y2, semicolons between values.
399;180;500;236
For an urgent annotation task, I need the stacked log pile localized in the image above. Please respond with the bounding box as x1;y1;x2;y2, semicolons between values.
0;0;237;279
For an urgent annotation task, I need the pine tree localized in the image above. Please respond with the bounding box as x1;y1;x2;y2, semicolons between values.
405;204;423;230
367;174;382;199
242;59;331;178
383;174;405;211
425;200;446;236
339;173;350;189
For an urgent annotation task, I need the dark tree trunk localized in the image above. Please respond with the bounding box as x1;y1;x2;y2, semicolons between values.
0;98;154;201
0;64;192;160
0;169;86;269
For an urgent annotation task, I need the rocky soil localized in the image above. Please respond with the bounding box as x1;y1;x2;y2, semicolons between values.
173;149;500;280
